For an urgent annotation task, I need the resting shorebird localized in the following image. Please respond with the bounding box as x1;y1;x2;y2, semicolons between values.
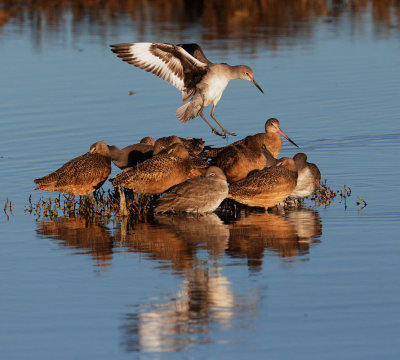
153;135;205;155
112;143;207;195
155;166;228;214
34;141;111;196
108;137;154;169
110;42;264;137
228;158;298;209
289;153;321;199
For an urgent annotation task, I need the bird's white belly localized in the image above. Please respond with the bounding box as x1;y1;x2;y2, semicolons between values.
202;76;229;107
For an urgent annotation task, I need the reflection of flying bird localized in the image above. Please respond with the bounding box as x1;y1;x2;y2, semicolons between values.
34;141;111;196
110;42;264;137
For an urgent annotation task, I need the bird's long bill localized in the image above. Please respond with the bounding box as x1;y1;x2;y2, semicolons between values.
252;79;264;94
277;129;299;148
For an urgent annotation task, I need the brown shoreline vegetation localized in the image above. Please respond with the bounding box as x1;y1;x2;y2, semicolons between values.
18;179;365;223
0;1;399;47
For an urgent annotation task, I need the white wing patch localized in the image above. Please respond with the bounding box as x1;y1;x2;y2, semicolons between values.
131;43;184;90
111;42;207;92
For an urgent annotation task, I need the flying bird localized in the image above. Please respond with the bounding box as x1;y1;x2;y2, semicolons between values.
110;42;264;137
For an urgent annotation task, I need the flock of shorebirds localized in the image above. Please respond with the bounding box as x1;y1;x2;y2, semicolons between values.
34;42;321;214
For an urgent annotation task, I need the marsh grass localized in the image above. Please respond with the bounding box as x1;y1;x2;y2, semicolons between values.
23;178;363;222
24;188;154;223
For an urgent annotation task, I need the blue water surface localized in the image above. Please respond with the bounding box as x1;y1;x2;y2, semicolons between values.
1;4;400;360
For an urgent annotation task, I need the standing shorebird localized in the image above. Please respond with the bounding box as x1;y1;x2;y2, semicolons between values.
155;166;228;214
110;42;264;137
213;136;277;183
206;118;299;159
209;118;298;183
34;141;112;196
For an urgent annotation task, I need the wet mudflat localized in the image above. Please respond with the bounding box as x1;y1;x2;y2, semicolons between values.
1;1;400;359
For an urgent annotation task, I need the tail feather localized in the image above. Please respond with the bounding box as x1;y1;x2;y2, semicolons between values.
175;102;194;123
34;173;58;185
175;96;203;123
112;170;133;188
34;185;51;191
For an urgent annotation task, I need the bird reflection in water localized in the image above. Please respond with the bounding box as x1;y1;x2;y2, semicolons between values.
285;209;323;244
118;213;259;352
35;218;114;271
116;213;230;272
227;209;322;271
117;210;321;352
36;209;322;352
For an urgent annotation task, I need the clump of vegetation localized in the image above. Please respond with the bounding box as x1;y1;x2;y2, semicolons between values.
24;178;365;222
3;197;14;220
24;189;154;222
311;179;337;207
310;181;367;210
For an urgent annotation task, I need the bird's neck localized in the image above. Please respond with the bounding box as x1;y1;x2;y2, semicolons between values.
108;145;122;161
264;133;282;158
212;64;242;81
228;65;244;80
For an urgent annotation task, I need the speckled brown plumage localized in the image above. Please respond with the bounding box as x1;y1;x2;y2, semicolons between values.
34;141;112;196
112;143;207;195
289;153;321;199
153;135;205;155
155;166;228;214
228;158;298;209
213;135;277;183
206;118;298;159
140;136;155;146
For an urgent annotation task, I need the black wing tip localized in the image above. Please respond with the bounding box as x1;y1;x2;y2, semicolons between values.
109;43;134;53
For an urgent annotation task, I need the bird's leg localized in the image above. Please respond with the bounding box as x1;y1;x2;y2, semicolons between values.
119;187;128;217
210;105;236;136
199;111;225;136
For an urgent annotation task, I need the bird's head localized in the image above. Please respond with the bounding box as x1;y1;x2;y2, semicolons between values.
237;65;264;94
90;141;111;157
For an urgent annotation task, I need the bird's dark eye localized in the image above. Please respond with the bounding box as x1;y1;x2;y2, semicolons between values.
210;172;215;176
245;72;249;76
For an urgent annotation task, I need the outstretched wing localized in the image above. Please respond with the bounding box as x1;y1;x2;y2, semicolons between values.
110;42;208;93
177;43;212;65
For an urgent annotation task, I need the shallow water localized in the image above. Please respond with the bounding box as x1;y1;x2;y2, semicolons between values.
1;1;400;359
